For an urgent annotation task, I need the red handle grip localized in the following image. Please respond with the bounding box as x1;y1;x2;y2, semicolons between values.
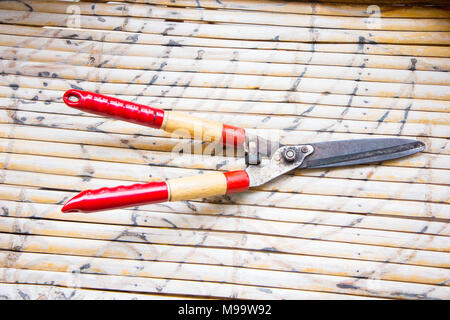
222;124;246;148
63;89;165;129
63;90;246;147
61;181;169;213
224;170;250;194
62;171;250;213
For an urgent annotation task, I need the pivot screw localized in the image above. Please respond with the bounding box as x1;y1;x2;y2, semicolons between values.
301;146;310;153
283;148;296;162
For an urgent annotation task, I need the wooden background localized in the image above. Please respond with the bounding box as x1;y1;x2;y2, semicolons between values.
0;0;449;299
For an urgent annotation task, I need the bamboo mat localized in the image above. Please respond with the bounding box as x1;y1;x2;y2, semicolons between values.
0;0;449;300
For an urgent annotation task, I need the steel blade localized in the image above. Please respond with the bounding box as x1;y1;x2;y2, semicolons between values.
298;138;425;169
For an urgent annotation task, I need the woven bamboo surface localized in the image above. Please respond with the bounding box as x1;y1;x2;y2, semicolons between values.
0;0;449;300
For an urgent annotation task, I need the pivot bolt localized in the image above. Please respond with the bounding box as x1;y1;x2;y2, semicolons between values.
301;146;310;153
283;148;296;162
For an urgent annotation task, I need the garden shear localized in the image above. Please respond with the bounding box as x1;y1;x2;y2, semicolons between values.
61;89;425;213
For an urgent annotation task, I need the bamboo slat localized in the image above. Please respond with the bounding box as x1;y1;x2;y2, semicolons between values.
2;60;448;100
3;198;449;252
4;0;450;32
3;33;450;72
1;104;448;140
1;250;449;299
0;0;449;300
284;0;449;4
3;78;449;113
0;283;187;300
3;46;450;86
1;232;448;288
1;216;449;270
0;267;375;300
87;0;450;19
2;25;449;58
1;10;449;45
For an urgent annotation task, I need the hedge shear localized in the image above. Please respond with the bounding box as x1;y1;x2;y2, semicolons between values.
61;89;425;213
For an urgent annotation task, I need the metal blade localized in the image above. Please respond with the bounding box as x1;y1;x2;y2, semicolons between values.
298;138;425;169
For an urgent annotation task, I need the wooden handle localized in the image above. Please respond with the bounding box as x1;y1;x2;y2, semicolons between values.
167;172;227;202
61;171;249;213
161;111;222;143
162;111;245;147
167;171;249;201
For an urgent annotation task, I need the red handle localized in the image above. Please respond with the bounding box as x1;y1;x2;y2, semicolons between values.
63;89;165;129
63;90;246;147
62;171;249;213
222;124;246;148
224;170;250;194
61;181;169;213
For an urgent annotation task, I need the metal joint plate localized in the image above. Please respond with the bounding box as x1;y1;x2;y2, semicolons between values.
245;145;314;187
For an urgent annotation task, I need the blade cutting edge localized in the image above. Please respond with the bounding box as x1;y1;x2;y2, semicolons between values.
299;138;425;169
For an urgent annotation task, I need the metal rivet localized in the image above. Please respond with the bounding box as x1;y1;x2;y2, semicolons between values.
301;146;310;153
284;149;296;162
